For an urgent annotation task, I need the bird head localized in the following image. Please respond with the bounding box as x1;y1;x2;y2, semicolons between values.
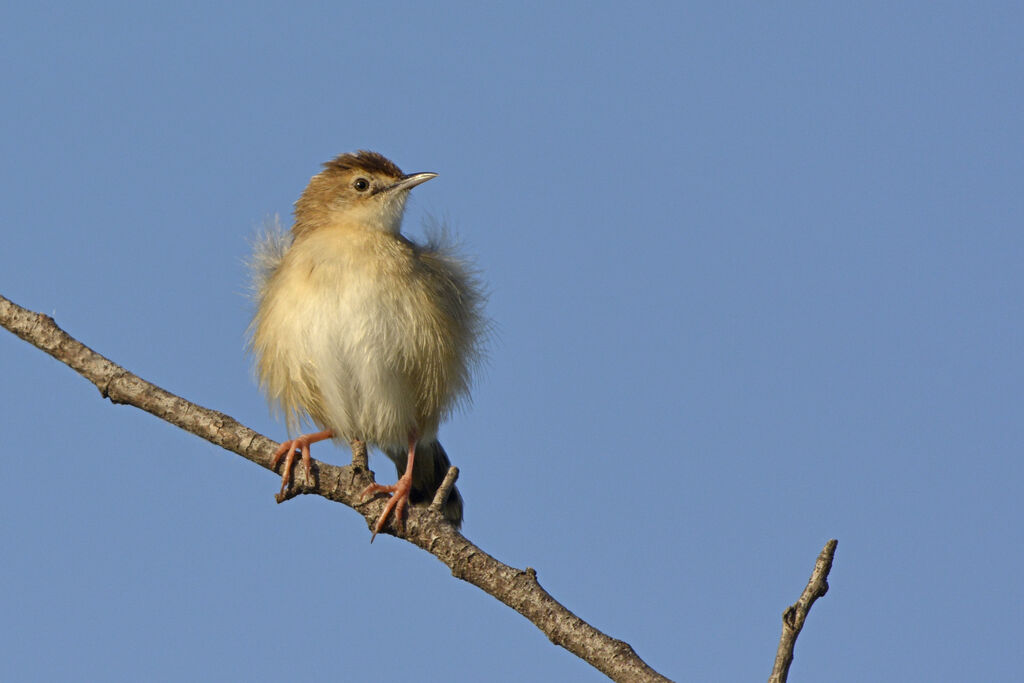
293;150;436;237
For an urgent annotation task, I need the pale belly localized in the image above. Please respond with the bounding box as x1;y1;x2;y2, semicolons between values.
254;241;462;449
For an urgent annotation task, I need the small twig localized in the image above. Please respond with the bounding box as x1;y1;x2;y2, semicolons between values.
769;539;838;683
429;466;460;514
349;439;368;471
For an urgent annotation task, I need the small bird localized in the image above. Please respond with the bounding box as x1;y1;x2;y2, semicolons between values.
248;150;485;539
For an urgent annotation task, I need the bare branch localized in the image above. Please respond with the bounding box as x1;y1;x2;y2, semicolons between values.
0;293;672;683
769;539;838;683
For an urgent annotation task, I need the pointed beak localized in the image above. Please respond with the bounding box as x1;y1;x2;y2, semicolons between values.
386;172;437;194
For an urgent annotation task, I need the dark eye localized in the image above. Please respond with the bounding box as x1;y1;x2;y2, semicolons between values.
353;177;370;192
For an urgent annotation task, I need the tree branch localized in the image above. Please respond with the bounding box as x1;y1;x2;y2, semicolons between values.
769;539;838;683
0;293;672;683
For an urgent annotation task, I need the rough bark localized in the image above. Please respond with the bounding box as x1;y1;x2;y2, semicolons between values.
769;539;838;683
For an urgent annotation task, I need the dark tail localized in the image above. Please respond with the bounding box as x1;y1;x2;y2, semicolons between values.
384;439;464;528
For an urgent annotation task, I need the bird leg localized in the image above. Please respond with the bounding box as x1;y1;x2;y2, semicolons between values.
271;430;333;499
361;431;417;542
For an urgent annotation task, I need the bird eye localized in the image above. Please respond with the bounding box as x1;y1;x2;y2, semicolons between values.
353;178;370;192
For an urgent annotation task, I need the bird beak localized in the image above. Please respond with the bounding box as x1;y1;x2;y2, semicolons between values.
386;172;437;194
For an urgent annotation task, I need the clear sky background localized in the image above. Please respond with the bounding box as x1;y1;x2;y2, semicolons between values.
2;3;1021;682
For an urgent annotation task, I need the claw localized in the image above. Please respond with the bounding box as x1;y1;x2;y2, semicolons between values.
360;430;418;541
361;475;413;541
271;430;333;499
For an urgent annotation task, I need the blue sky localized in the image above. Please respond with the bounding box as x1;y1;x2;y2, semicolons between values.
2;3;1022;681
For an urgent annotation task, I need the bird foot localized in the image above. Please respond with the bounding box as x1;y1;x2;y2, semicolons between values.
271;430;333;501
361;473;413;542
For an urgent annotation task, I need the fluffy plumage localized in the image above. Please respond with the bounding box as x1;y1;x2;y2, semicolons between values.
248;152;485;530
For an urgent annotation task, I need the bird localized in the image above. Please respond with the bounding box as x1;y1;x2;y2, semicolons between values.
248;150;485;540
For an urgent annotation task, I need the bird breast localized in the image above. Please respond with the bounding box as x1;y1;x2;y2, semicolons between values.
252;226;477;449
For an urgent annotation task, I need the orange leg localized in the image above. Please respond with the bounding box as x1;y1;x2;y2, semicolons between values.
361;431;417;542
271;430;333;498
